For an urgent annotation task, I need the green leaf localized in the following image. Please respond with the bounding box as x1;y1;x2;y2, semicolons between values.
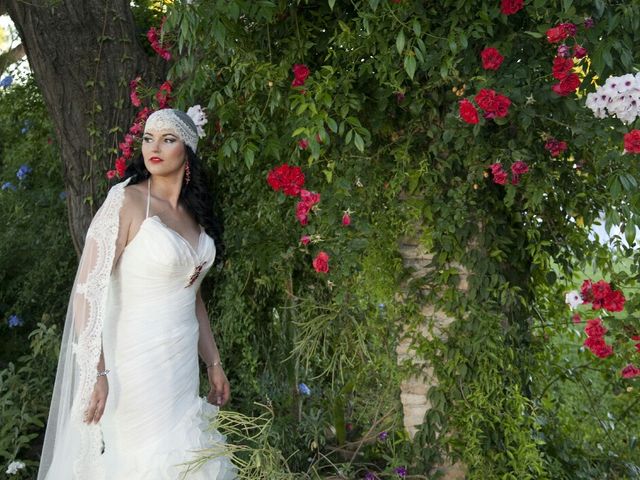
328;0;336;10
396;30;406;55
354;133;365;152
404;55;416;80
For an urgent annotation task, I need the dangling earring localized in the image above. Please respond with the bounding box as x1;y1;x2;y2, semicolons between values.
184;160;191;185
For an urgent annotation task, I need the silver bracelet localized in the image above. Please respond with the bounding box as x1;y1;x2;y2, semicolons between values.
206;361;222;369
97;369;110;378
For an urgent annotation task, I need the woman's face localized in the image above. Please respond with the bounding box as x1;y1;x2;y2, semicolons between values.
141;129;187;177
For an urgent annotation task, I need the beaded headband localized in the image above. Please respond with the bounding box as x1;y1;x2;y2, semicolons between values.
144;108;200;153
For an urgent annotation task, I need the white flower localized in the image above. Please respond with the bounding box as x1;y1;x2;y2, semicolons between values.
616;73;637;93
565;290;583;310
6;461;26;475
186;105;208;138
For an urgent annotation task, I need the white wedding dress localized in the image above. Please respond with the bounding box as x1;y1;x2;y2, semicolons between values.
96;179;238;479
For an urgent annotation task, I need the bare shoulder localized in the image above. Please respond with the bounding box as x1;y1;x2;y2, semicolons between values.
120;181;147;226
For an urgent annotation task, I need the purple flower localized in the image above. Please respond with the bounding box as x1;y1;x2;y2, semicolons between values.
0;75;13;88
557;44;571;58
378;430;388;441
584;17;595;29
7;315;23;328
394;466;407;477
16;164;32;180
2;181;16;191
298;382;311;396
364;472;379;480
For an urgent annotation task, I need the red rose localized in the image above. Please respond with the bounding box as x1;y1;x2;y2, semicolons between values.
558;22;577;37
585;318;607;338
500;0;523;15
493;170;508;185
544;138;568;157
624;130;640;154
546;26;568;43
155;80;173;108
267;164;305;196
115;156;126;177
459;99;479;124
551;73;580;96
475;89;496;111
591;280;612;301
603;289;625;312
474;89;511;118
300;235;310;245
129;76;141;107
298;139;309;150
573;45;588;59
296;201;310;225
580;280;594;303
292;64;310;87
342;212;351;226
481;47;504;70
106;169;117;180
552;56;574;80
622;364;640;379
592;343;614;359
300;189;321;206
511;161;529;175
312;251;330;273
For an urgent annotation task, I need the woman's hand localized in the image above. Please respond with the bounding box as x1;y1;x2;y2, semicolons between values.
84;375;108;424
206;366;230;407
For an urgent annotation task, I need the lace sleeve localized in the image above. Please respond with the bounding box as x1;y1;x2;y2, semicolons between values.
37;177;132;480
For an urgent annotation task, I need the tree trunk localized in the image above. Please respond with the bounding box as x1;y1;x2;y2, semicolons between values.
2;0;161;255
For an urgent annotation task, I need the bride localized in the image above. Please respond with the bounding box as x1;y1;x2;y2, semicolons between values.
37;108;238;479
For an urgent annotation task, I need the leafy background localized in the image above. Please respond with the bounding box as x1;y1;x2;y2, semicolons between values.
2;0;640;479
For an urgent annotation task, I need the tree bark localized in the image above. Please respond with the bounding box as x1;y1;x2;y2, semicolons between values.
3;0;161;256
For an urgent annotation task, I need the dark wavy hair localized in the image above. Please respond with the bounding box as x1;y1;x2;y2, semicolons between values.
115;146;225;266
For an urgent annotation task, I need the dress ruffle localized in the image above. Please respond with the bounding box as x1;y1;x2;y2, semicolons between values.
101;396;237;480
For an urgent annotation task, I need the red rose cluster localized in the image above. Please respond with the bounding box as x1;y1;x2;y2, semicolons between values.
475;89;511;119
489;161;529;185
583;318;614;359
580;279;626;312
624;130;640;154
312;251;329;273
481;47;504;71
147;21;172;61
292;64;310;87
459;89;511;124
546;22;577;43
544;137;568;157
545;22;585;96
500;0;523;15
267;164;305;196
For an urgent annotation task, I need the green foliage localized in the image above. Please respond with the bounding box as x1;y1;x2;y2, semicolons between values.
164;0;640;477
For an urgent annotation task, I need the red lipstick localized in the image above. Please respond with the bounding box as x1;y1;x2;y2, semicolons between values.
149;156;163;163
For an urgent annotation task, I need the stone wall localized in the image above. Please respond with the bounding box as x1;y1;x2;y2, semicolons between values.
396;233;466;479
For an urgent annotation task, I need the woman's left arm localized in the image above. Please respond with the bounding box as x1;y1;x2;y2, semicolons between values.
195;288;231;406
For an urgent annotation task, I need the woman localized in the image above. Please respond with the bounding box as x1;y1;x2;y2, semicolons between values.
37;109;238;479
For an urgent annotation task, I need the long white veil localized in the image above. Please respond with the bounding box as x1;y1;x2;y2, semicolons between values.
37;176;132;480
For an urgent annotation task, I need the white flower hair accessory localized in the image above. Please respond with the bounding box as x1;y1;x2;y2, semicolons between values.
186;105;208;139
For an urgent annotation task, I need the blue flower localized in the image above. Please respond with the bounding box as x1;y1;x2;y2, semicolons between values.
378;430;388;441
298;382;311;396
394;466;407;477
378;303;386;309
20;120;31;134
0;75;13;88
7;315;23;328
16;164;32;180
1;181;16;191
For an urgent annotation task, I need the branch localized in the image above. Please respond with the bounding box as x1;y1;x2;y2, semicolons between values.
0;43;25;72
